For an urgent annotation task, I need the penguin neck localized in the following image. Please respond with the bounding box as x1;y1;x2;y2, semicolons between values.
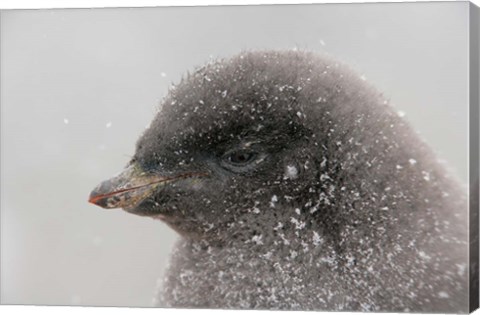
181;217;342;266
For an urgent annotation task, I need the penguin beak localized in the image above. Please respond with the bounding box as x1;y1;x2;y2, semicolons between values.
88;163;168;210
88;163;208;210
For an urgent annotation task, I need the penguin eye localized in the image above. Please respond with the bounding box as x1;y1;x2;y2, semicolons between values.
226;150;257;165
221;148;263;172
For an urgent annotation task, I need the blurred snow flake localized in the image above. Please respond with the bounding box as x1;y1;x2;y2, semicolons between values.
106;122;112;128
63;118;69;124
285;165;299;180
161;72;167;77
456;263;467;276
270;195;278;207
251;234;263;245
312;231;323;246
422;171;431;181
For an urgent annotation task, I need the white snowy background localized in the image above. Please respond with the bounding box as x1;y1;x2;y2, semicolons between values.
0;2;469;307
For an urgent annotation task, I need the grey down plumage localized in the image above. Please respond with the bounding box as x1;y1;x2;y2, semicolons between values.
91;51;469;312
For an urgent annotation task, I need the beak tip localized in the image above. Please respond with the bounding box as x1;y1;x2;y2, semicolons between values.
88;196;97;205
88;189;110;209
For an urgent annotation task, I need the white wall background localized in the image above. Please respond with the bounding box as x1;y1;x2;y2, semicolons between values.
0;1;469;307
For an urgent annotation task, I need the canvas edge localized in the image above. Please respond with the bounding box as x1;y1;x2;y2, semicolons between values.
469;1;480;313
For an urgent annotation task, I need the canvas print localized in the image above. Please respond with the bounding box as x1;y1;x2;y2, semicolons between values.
1;1;478;313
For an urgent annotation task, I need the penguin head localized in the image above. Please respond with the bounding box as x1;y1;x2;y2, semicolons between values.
89;51;385;243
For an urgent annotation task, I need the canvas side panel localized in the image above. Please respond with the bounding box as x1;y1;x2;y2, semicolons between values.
0;9;4;306
469;2;480;313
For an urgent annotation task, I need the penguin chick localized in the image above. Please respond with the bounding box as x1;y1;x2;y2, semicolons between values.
90;50;469;313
